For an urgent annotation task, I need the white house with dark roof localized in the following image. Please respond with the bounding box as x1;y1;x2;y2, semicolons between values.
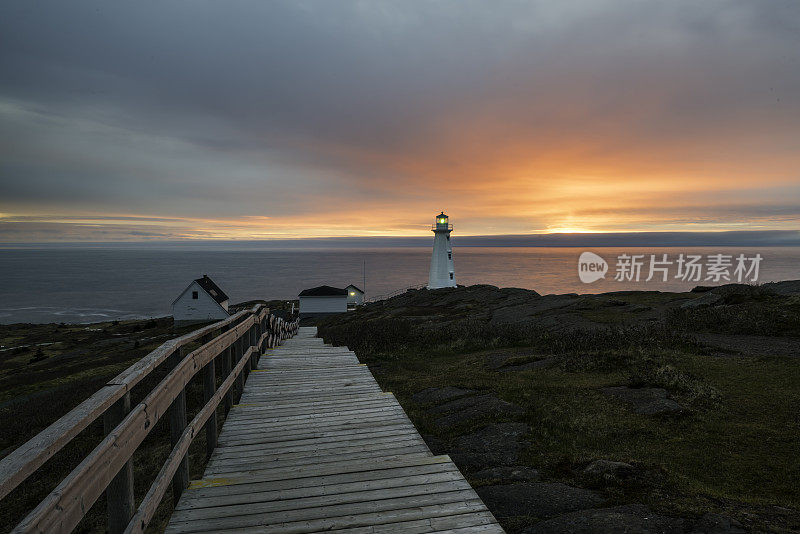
172;275;230;323
298;285;348;318
345;284;365;308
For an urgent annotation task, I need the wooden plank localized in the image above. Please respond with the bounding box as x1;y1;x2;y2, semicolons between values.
225;394;390;411
244;386;382;397
165;497;489;533
210;434;424;460
247;373;375;384
248;371;374;380
220;405;413;428
207;440;428;471
204;447;432;476
223;400;399;419
248;373;375;381
181;463;460;501
240;384;381;395
192;454;451;484
224;404;399;421
242;385;382;397
220;411;412;432
329;511;501;533
221;405;407;427
214;422;417;448
216;417;416;444
227;393;390;408
176;472;467;512
222;402;401;421
215;427;421;452
219;413;411;435
176;483;478;520
232;390;389;404
207;428;420;456
262;356;358;360
169;480;475;522
184;456;456;494
234;391;384;404
217;416;411;438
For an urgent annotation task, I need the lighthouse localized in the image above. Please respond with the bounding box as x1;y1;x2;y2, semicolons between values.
428;212;456;289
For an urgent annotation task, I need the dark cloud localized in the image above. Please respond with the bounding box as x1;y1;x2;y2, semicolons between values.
0;1;799;238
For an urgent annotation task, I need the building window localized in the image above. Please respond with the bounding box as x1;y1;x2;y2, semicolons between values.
449;272;454;280
192;291;198;299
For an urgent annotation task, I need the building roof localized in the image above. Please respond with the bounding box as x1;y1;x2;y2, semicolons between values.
299;285;348;297
345;284;364;294
194;275;229;304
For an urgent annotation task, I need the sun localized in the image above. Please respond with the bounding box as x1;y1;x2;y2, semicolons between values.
543;226;601;234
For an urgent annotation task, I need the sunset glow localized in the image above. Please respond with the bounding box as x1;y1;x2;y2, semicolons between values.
1;2;798;242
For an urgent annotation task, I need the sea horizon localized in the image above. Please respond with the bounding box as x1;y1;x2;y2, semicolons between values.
1;229;800;250
1;245;798;325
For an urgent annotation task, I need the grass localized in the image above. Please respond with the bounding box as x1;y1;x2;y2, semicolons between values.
669;295;800;336
317;287;800;532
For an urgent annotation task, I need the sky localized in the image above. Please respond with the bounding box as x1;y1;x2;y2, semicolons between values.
1;1;799;242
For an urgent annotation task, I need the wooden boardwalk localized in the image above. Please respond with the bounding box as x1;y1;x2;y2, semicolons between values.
166;326;503;533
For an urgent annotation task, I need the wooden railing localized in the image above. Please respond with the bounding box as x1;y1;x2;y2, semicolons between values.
0;305;299;534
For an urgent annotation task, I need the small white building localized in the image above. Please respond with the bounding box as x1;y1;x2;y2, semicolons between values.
346;284;365;308
428;212;456;289
298;285;348;318
172;275;230;323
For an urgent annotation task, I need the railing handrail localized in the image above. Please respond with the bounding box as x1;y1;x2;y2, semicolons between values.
1;304;300;534
124;333;261;534
0;305;255;502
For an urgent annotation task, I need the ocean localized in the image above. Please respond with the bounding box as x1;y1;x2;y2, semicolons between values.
1;246;798;324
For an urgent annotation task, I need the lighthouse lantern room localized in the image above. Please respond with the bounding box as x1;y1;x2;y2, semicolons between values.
428;212;456;289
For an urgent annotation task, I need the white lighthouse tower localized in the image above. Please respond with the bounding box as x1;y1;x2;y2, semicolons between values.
428;212;456;289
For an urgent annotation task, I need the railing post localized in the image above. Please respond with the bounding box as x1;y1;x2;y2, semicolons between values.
168;348;189;505
235;334;245;402
222;341;233;413
257;317;264;354
245;326;252;373
243;326;251;376
250;324;258;370
103;392;134;534
202;342;217;460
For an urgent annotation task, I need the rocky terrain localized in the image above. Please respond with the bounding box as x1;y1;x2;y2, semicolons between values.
317;282;800;533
